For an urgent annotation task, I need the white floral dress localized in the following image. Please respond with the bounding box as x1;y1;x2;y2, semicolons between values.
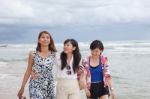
29;51;56;99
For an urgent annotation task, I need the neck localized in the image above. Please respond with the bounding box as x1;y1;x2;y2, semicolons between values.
91;55;99;60
41;46;49;53
67;53;73;64
67;53;73;60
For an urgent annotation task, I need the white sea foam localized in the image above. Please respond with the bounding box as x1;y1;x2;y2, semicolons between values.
0;61;7;67
0;74;7;79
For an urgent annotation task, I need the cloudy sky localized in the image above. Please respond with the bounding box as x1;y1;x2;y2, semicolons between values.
0;0;150;43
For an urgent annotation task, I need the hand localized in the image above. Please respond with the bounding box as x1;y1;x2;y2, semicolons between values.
17;87;24;99
78;74;86;90
85;89;91;97
31;71;38;80
110;89;115;99
79;80;86;90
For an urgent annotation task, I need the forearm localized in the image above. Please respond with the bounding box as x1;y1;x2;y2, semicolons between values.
108;79;114;91
21;71;31;89
20;51;33;90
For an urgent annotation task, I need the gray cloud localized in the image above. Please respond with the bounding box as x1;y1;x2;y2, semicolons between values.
1;0;150;26
0;0;150;43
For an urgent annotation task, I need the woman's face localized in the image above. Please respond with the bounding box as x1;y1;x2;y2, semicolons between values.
91;48;102;57
38;33;51;47
63;42;75;54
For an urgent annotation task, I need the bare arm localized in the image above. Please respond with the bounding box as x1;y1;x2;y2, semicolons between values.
20;51;33;89
18;51;33;98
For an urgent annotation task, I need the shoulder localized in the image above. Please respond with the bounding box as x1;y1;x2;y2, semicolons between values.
82;56;90;68
54;52;59;57
29;50;36;54
82;56;90;62
53;52;60;60
101;55;108;60
28;50;37;58
29;50;34;56
101;55;108;64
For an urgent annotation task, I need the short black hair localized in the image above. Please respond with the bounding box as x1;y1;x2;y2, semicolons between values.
90;40;104;51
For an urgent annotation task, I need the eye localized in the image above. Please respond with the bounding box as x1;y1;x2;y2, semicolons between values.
40;35;45;38
46;37;50;39
67;44;70;47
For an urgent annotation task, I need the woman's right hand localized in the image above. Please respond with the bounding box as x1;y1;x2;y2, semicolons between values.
85;88;91;97
17;87;24;99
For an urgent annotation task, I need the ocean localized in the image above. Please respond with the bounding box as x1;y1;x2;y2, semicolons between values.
0;40;150;99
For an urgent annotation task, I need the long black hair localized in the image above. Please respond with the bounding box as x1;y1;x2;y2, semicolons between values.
36;31;57;52
60;39;81;73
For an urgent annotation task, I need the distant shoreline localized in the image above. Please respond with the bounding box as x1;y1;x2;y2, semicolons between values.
0;40;150;45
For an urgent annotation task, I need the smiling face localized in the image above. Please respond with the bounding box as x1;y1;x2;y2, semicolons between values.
63;41;75;54
38;33;51;47
91;48;102;57
90;40;104;57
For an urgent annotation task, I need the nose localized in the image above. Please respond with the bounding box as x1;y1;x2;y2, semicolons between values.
44;37;48;41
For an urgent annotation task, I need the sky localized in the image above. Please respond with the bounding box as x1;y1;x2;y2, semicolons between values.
0;0;150;43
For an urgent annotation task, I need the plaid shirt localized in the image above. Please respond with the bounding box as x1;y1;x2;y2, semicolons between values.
82;55;111;90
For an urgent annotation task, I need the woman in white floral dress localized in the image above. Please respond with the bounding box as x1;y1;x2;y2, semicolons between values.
18;31;57;99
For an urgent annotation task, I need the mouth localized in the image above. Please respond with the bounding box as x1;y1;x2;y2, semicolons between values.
43;41;49;43
64;49;68;53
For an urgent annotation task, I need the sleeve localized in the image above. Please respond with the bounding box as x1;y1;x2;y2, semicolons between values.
104;57;111;79
102;56;111;82
82;58;91;90
77;59;83;80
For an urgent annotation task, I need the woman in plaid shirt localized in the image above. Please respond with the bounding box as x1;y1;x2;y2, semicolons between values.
82;40;115;99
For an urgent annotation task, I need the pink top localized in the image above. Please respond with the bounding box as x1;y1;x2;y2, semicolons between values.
82;55;111;90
